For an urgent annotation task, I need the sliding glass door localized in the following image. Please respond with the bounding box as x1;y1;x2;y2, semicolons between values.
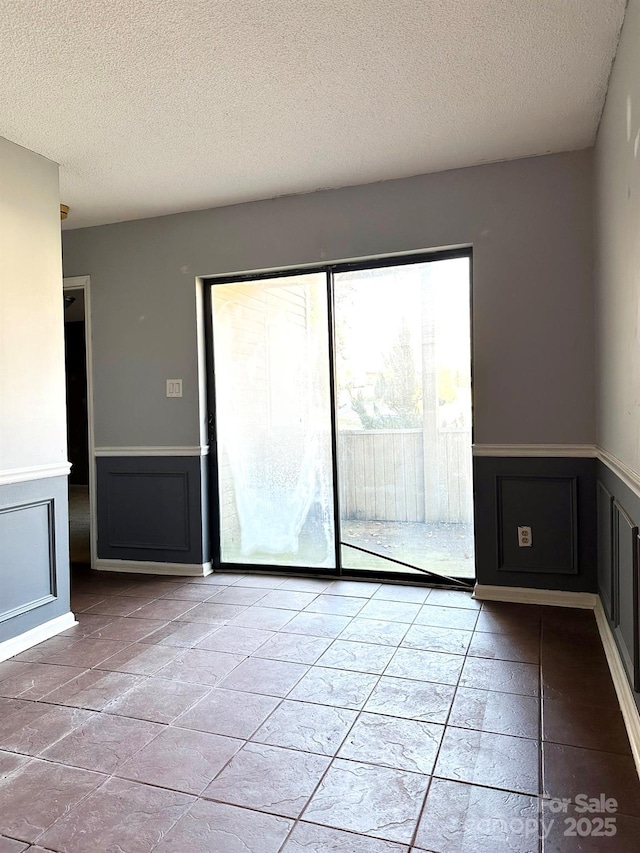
206;253;474;581
334;258;474;579
210;273;336;569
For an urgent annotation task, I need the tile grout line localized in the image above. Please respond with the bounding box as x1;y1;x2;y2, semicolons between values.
276;670;386;849
157;594;388;851
405;599;481;851
276;588;476;849
271;596;421;850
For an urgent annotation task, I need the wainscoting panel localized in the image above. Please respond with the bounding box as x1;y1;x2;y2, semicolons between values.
496;475;577;574
0;499;56;620
613;501;637;682
0;475;70;644
106;472;189;551
597;482;614;620
96;456;205;564
596;459;640;712
635;534;640;693
474;456;596;593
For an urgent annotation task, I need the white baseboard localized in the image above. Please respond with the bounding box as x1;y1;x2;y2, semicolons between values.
594;599;640;779
95;559;213;577
0;612;77;664
473;584;597;609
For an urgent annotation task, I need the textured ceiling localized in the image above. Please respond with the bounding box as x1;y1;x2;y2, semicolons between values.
0;0;627;229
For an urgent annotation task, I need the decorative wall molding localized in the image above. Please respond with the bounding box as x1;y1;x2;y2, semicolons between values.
0;612;77;664
97;456;205;564
596;480;614;620
0;476;72;648
0;462;71;487
597;446;640;503
96;559;212;577
472;444;596;458
495;475;578;575
594;598;640;779
473;584;597;609
0;595;57;625
0;497;57;624
105;470;190;552
473;455;596;594
95;446;209;457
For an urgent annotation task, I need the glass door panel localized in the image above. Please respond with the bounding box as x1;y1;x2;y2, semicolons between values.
334;258;474;579
210;273;336;569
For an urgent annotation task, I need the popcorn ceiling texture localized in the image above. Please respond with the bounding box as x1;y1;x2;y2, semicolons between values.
0;0;626;229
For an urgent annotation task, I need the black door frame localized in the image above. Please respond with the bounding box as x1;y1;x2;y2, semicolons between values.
203;247;474;587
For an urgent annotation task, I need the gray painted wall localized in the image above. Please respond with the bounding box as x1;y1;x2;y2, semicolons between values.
0;137;70;645
594;0;640;708
63;149;595;450
595;0;640;473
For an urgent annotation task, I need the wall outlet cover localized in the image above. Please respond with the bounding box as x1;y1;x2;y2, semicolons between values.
517;525;532;547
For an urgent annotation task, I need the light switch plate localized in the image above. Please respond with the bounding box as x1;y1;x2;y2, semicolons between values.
166;379;183;398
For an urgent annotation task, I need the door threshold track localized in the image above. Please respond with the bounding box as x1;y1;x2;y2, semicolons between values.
341;542;473;589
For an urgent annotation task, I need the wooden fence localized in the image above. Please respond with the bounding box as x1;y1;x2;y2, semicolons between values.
338;428;473;524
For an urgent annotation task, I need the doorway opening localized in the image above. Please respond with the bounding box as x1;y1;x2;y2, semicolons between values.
63;278;95;570
205;251;474;584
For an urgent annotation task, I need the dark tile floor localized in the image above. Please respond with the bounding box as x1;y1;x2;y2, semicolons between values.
0;572;639;852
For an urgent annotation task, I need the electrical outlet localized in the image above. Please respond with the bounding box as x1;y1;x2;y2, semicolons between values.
517;526;532;548
166;379;183;398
